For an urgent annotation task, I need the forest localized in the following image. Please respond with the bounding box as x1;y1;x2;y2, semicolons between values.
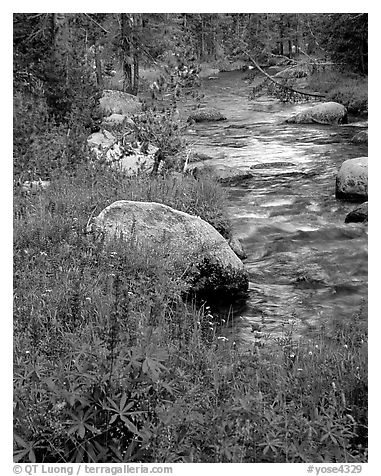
13;13;368;465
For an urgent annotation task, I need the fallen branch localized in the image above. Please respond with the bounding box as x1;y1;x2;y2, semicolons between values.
242;49;326;99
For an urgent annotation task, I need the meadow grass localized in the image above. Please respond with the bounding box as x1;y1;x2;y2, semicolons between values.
13;164;367;463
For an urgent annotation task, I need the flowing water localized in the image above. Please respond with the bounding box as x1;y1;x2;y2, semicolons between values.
184;70;368;345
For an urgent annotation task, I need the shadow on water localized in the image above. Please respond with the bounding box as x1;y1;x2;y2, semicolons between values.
184;70;368;347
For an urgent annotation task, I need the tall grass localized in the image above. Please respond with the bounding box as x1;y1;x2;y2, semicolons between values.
307;70;368;115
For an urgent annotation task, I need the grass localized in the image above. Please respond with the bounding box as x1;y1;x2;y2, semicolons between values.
13;162;367;463
307;69;368;115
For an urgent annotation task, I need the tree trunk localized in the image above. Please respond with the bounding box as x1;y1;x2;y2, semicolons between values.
94;44;103;88
132;13;142;95
52;13;70;83
121;13;133;93
200;15;205;59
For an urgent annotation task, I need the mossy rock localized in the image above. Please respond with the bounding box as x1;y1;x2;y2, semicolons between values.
89;200;248;300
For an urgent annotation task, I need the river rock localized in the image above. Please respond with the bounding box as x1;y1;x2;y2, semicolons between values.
21;180;50;194
228;235;247;259
100;90;142;116
102;113;135;128
351;130;368;144
87;130;157;175
189;164;253;183
198;67;220;78
188;108;226;123
335;157;368;202
285;102;348;125
345;202;368;223
88;200;248;298
87;129;116;149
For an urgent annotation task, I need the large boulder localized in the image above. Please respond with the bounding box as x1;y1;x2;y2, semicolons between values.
100;90;142;116
188;108;226;123
285;102;348;125
345;202;368;223
336;157;368;202
88;200;248;299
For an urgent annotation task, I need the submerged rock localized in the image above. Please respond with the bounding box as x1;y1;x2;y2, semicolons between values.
285;102;348;125
345;202;368;223
336;157;368;202
88;200;248;299
188;108;226;123
189;164;253;183
351;130;368;144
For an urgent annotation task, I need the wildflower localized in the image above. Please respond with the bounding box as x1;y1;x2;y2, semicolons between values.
25;350;30;354
221;319;226;323
332;382;336;391
208;321;214;326
308;351;313;355
85;297;91;302
344;344;348;349
217;336;228;342
297;368;303;371
40;251;47;256
315;344;319;349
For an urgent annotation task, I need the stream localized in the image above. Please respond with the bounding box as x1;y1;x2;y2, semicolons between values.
184;70;368;345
